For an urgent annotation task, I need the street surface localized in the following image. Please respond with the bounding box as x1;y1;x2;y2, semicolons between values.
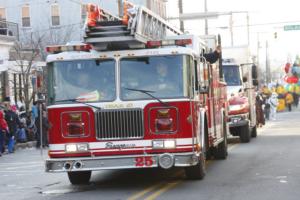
1;109;300;200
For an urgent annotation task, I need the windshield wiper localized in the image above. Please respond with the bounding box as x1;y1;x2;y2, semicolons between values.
55;98;101;110
124;87;169;107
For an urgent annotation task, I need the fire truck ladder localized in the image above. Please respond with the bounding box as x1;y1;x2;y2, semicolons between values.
84;5;182;50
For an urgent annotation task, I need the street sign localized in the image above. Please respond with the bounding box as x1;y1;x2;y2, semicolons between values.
284;25;300;31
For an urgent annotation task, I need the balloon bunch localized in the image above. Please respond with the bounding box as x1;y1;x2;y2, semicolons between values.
283;57;300;84
282;58;300;96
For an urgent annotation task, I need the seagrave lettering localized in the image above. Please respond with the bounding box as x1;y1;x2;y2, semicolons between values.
105;142;136;149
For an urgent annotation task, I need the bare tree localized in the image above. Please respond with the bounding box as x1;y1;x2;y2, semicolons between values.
9;25;79;112
9;32;44;112
37;24;78;60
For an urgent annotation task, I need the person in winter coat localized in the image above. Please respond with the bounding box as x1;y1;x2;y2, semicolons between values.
269;92;279;120
4;106;20;153
203;45;222;64
256;93;265;127
0;110;8;156
285;92;294;112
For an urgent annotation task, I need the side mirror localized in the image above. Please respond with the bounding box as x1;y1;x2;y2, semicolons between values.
242;76;247;82
199;86;209;94
252;64;258;79
253;79;259;86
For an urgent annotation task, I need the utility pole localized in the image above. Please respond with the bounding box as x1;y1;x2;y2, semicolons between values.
230;13;233;46
266;40;271;84
204;0;208;34
257;33;260;82
118;0;123;18
178;0;184;32
246;13;250;45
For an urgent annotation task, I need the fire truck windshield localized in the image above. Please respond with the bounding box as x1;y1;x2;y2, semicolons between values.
48;59;116;103
120;55;189;100
223;65;242;86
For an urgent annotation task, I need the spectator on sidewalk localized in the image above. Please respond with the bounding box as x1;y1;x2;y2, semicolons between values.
0;110;8;156
285;92;294;112
31;101;38;123
256;93;265;127
4;105;20;153
264;95;271;120
269;92;279;120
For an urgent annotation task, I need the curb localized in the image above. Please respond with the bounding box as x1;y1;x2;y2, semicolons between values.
15;141;37;149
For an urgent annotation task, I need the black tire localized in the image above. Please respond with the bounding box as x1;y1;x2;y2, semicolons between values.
251;126;257;138
185;153;206;180
240;124;250;143
68;171;91;185
214;119;228;159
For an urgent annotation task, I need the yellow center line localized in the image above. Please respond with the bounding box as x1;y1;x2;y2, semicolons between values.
128;143;238;200
127;183;164;200
143;181;182;200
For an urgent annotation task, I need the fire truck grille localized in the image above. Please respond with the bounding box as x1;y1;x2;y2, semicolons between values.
95;109;144;140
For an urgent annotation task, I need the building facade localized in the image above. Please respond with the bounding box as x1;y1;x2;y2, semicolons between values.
0;0;167;45
0;19;18;102
0;0;166;105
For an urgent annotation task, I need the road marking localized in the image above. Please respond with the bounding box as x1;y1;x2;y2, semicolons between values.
127;169;185;200
128;144;238;200
143;181;182;200
127;183;164;200
42;188;76;195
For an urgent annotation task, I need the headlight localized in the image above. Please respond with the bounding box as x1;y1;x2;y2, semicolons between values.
153;140;164;149
65;143;89;153
164;140;176;149
152;140;176;149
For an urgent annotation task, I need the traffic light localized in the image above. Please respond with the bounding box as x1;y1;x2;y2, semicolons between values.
274;32;277;39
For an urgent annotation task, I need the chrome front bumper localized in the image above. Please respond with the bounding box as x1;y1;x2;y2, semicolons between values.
45;152;199;172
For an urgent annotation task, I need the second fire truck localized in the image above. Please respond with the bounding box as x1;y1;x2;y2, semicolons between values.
45;3;228;184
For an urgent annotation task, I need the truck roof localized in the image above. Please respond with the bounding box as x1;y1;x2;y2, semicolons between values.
46;35;204;63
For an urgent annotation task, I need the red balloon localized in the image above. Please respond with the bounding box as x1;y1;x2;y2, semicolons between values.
286;76;299;84
285;62;291;73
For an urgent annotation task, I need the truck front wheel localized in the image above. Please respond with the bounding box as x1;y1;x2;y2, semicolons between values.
214;119;228;159
185;153;206;180
240;124;250;143
68;171;91;185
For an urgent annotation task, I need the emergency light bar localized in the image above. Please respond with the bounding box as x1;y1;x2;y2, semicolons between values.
146;39;192;48
46;44;92;54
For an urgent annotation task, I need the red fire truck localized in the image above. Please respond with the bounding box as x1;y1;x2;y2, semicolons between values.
45;3;228;184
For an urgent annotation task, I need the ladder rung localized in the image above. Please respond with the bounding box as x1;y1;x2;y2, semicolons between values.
97;20;123;26
86;30;130;37
87;25;127;32
84;36;136;43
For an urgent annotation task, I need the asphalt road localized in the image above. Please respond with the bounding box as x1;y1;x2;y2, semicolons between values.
1;109;300;200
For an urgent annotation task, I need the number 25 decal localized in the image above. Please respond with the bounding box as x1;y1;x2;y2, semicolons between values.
135;157;154;167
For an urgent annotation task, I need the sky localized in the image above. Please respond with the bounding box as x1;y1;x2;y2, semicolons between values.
166;0;300;71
